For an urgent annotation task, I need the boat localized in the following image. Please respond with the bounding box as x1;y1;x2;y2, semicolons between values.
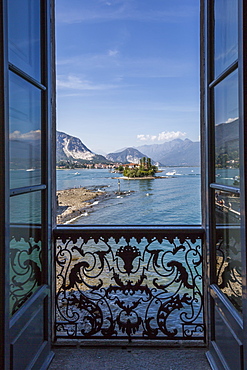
26;168;35;172
166;170;176;176
74;172;80;175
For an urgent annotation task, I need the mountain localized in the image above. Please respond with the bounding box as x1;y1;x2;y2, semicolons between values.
137;139;184;160
215;118;239;150
136;138;200;166
56;131;200;167
9;139;41;169
214;118;239;167
106;147;149;164
56;131;109;163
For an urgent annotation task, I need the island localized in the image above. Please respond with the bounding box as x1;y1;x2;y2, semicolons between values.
116;157;158;178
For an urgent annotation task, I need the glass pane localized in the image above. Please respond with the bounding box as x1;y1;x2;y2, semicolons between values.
215;190;242;312
214;0;238;77
10;191;41;224
214;70;239;187
9;72;42;188
8;0;41;81
9;191;42;316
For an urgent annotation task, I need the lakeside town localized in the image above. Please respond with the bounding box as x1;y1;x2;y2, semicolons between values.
57;160;132;170
57;156;158;176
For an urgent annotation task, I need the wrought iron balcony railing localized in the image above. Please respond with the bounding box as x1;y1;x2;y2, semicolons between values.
54;226;205;341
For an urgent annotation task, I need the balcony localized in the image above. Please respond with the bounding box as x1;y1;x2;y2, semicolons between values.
49;346;210;370
51;224;208;368
54;226;205;342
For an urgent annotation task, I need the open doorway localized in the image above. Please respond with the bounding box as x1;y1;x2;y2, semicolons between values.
55;0;201;226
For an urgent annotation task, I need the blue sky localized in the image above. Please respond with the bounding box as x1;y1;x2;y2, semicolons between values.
56;0;199;154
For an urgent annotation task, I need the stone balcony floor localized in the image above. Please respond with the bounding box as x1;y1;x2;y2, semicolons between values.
49;344;210;370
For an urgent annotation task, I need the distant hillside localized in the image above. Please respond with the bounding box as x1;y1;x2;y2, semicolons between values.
9;139;41;169
106;147;152;164
137;138;200;166
215;118;239;167
56;131;200;167
215;118;239;150
56;131;109;163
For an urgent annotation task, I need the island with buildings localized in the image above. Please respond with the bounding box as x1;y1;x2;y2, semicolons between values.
116;157;158;178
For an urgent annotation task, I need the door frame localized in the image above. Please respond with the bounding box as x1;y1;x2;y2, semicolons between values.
202;0;247;368
0;1;56;368
0;0;10;367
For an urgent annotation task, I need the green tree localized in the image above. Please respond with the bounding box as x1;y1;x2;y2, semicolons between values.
139;158;143;169
143;157;146;169
147;157;151;169
124;159;158;178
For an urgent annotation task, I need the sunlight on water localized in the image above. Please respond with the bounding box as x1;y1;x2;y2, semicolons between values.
56;167;201;225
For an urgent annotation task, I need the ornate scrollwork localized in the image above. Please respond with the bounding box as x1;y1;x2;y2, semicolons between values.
9;236;42;316
55;230;204;340
216;228;242;311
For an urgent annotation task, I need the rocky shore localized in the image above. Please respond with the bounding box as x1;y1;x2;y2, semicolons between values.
56;187;106;224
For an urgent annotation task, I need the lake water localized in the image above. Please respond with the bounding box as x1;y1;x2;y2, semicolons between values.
10;166;241;225
57;167;202;225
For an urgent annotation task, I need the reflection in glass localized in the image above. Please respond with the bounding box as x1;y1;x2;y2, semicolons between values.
10;191;41;225
9;191;42;316
8;0;41;81
9;72;41;188
215;190;242;312
214;70;239;186
214;0;238;77
9;236;42;316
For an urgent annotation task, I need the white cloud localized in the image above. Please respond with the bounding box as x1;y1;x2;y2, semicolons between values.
56;53;193;80
56;74;120;91
108;49;119;57
137;131;186;142
226;117;239;124
9;130;41;141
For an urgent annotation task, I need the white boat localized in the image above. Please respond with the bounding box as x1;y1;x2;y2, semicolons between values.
26;168;35;172
166;170;176;176
74;172;80;175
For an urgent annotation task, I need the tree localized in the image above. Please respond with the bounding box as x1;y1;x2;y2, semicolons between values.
123;158;158;178
143;157;146;169
147;157;151;169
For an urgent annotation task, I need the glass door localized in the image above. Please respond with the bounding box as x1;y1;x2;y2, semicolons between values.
204;0;246;368
0;1;55;369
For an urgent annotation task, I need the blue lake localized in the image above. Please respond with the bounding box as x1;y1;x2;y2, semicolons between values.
57;167;202;225
10;166;240;225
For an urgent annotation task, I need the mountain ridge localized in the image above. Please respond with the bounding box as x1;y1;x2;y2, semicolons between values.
106;147;153;164
56;131;109;163
136;138;200;166
56;130;200;167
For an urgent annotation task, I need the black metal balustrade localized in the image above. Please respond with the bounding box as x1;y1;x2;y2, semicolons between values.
54;226;205;341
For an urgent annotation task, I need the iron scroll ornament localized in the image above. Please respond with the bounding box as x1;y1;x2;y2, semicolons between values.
55;231;204;340
9;236;42;316
216;227;242;312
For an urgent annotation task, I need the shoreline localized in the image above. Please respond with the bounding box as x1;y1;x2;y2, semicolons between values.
56;186;134;224
112;176;170;180
56;187;108;224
